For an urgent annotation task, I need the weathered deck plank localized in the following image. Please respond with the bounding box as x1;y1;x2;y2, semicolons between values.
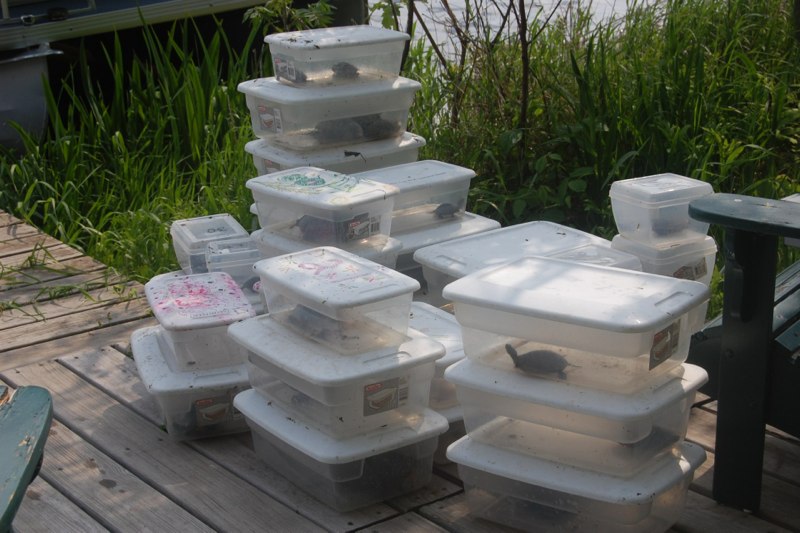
13;476;109;533
1;360;324;533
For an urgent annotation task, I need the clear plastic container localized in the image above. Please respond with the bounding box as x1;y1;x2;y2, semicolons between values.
443;256;710;391
413;221;611;306
250;228;402;269
611;234;716;285
235;389;447;511
237;76;420;150
445;359;706;444
246;167;397;245
448;436;706;532
244;132;425;176
205;237;263;297
353;160;476;233
144;272;255;371
230;315;441;406
170;214;249;274
609;173;713;245
131;326;250;441
252;246;418;354
408;301;464;410
265;25;410;88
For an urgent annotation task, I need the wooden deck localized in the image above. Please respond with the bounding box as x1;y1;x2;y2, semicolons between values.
1;209;798;533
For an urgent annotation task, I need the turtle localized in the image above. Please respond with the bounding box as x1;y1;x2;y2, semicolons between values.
331;61;359;79
433;202;462;219
312;118;364;145
505;343;571;379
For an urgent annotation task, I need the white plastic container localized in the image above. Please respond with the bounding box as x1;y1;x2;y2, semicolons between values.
265;25;410;88
611;234;716;285
444;256;710;391
229;314;442;409
244;132;425;176
131;326;250;441
205;237;263;298
448;436;706;532
408;301;464;410
250;228;402;269
247;167;398;245
446;359;706;446
548;242;642;271
170;214;250;274
237;77;420;150
353;161;476;233
144;271;255;371
235;388;447;511
252;246;419;354
413;221;611;305
609;173;713;245
393;212;501;273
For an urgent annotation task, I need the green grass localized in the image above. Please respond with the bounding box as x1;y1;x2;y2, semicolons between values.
0;0;798;310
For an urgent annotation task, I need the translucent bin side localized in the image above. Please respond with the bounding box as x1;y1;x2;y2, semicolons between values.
170;214;249;274
159;323;249;372
459;325;691;393
611;234;716;286
271;50;405;88
251;229;401;268
253;376;434;438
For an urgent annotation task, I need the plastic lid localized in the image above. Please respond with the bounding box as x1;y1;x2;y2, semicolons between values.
443;256;709;333
131;326;249;393
253;246;418;311
448;436;706;506
144;272;255;330
229;315;443;386
246;167;398;209
353;160;476;192
412;221;609;279
237;76;421;104
265;25;410;50
170;214;249;251
548;242;642;270
235;389;446;464
408;302;464;369
609;174;713;204
245;132;426;167
445;358;707;421
611;234;718;261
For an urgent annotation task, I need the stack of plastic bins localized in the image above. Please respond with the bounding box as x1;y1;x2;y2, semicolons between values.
353;160;501;286
413;220;643;307
170;214;250;275
442;256;710;531
247;166;403;268
228;247;449;511
609;173;716;332
131;271;255;440
238;26;423;175
407;301;466;464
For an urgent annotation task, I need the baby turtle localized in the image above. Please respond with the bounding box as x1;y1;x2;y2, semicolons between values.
293;215;336;242
312;118;364;145
433;202;461;219
505;343;570;379
331;61;359;79
352;114;401;140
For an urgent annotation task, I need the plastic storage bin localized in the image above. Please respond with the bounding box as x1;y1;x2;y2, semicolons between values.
413;221;611;305
407;301;465;410
237;77;420;150
205;237;263;299
265;25;410;87
230;314;442;408
250;228;402;269
252;246;419;354
611;234;717;286
609;173;713;245
444;256;710;391
131;326;250;441
244;132;425;176
235;388;447;511
247;167;398;245
353;160;476;233
144;271;255;371
448;436;706;532
170;214;250;274
446;358;706;446
393;212;501;273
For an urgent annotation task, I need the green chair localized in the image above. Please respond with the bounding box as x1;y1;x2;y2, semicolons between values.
1;385;53;533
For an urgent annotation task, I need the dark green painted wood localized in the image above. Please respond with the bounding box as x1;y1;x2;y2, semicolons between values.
0;386;53;533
